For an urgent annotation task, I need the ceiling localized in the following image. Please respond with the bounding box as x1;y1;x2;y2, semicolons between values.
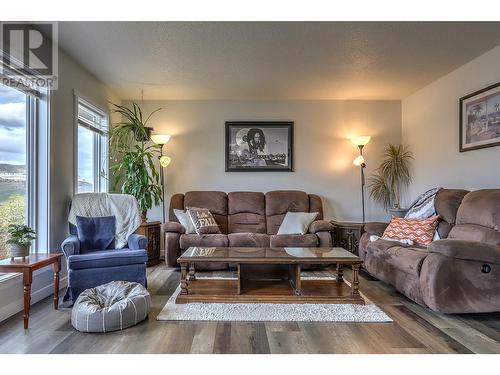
58;22;500;100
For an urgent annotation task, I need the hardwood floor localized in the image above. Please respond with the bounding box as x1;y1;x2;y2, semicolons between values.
1;263;499;354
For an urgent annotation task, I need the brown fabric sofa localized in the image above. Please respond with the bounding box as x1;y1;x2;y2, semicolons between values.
163;190;334;269
360;188;500;314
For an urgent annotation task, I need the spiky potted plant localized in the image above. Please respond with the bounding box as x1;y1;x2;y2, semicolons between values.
7;224;36;259
108;102;164;222
368;144;413;217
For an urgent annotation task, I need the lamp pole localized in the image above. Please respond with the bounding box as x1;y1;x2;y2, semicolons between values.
159;149;166;224
358;145;366;224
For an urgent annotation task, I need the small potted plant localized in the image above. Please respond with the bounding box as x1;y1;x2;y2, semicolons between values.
7;224;36;259
368;144;413;217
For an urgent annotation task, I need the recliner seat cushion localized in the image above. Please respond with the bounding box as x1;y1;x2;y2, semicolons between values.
270;234;319;247
228;233;270;247
67;249;148;270
179;234;229;249
228;192;266;233
369;243;429;277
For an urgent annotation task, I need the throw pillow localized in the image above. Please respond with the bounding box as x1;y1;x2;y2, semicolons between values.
382;215;439;246
76;215;116;254
277;212;319;235
173;209;197;234
186;207;221;235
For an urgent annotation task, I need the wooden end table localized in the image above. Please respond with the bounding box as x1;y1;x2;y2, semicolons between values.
0;253;63;329
136;221;161;266
331;221;365;255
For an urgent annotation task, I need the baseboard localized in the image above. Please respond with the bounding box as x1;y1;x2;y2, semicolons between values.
0;268;68;324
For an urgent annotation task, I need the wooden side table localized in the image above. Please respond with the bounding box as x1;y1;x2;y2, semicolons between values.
0;253;63;329
136;221;161;267
331;221;364;255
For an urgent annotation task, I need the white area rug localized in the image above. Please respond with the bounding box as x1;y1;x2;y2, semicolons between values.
156;271;392;323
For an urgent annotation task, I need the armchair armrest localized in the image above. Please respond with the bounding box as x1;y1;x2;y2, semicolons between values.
309;220;334;234
363;222;388;237
161;221;185;234
61;235;80;258
428;239;500;264
128;233;148;250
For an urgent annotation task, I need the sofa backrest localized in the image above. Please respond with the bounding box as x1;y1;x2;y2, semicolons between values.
265;190;323;235
168;190;324;235
448;189;500;245
434;188;469;238
228;192;266;233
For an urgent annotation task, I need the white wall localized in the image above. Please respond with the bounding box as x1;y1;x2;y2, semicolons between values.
402;45;500;202
129;100;402;222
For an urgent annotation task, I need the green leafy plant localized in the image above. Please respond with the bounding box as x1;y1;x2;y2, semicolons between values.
6;224;36;246
108;102;163;219
368;144;413;210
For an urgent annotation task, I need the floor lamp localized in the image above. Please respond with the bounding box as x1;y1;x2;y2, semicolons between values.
151;134;171;224
351;136;371;223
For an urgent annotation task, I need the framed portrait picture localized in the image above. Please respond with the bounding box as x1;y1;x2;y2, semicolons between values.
225;121;294;172
459;82;500;152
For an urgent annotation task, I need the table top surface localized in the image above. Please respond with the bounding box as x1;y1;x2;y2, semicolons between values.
0;253;63;268
179;247;361;263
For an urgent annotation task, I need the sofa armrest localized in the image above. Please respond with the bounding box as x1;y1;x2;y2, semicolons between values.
161;221;185;234
61;235;80;258
363;222;388;237
308;220;334;234
428;239;500;264
128;233;148;250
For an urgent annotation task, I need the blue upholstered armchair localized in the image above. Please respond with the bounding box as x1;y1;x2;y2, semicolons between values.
61;193;148;304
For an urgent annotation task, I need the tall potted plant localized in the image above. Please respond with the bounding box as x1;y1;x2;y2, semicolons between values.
368;144;413;217
109;102;163;221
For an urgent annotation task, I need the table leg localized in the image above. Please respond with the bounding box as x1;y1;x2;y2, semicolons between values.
289;264;302;295
336;263;344;282
188;262;196;281
351;263;360;297
52;257;61;309
180;263;188;295
22;269;33;329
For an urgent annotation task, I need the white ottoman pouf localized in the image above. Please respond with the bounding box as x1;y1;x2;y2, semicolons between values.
71;281;150;333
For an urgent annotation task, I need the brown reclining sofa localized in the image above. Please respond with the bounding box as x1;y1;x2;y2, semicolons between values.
360;188;500;314
162;190;334;269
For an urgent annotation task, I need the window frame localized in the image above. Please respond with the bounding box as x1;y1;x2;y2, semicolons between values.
73;91;109;195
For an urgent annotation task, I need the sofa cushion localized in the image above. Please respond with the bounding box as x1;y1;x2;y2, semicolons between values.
67;249;148;270
309;194;324;220
184;191;228;233
228;233;270;247
173;209;196;234
369;244;429;277
179;234;229;249
448;224;500;245
434;189;469;225
455;189;500;230
266;191;310;234
382;216;439;246
228;192;266;233
270;234;319;247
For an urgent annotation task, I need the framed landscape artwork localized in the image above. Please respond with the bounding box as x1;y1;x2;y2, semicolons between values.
225;121;294;172
459;82;500;152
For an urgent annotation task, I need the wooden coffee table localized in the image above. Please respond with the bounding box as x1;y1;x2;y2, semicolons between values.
176;247;364;305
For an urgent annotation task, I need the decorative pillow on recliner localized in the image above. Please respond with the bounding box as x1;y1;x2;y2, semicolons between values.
76;216;116;254
186;207;221;235
173;209;197;234
277;212;319;235
382;215;439;246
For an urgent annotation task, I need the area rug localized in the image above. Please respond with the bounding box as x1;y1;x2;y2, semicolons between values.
156;271;392;323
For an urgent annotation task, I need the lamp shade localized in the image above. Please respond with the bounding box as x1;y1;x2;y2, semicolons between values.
353;155;365;166
351;136;371;147
151;134;171;145
159;155;172;167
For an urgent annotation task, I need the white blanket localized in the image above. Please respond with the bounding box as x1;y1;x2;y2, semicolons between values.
68;193;142;248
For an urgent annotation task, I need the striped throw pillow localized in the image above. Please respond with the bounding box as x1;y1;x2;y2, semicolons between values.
382;215;439;246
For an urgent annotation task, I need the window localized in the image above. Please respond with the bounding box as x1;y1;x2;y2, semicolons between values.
75;94;108;193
